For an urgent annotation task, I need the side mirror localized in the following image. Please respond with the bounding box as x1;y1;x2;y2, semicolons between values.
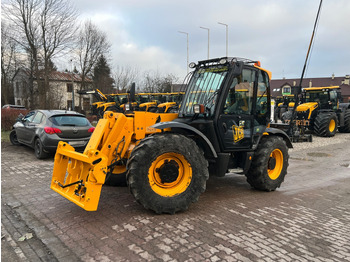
16;113;24;122
233;61;243;75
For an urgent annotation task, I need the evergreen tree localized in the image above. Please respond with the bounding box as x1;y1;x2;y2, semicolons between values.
93;55;114;94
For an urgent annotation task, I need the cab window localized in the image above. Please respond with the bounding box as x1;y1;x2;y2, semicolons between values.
223;69;255;115
255;70;270;124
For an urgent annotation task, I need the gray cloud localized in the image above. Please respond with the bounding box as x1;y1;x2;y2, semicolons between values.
73;0;350;80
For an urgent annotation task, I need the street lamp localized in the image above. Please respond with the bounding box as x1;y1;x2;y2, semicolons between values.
218;22;228;57
70;59;75;111
178;31;189;74
200;26;210;59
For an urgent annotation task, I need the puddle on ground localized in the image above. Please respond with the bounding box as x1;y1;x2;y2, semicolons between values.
340;164;350;168
290;157;314;162
307;152;332;157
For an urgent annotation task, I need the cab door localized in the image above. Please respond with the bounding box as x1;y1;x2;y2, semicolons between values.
216;68;256;150
216;68;271;151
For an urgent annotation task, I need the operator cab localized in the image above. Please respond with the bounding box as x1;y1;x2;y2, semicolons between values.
177;57;271;152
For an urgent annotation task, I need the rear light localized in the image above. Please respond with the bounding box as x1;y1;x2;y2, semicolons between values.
88;127;95;133
44;127;62;134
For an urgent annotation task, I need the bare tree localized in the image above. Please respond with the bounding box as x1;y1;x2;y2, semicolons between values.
1;21;22;105
142;70;179;93
75;20;111;108
113;65;139;93
2;0;78;109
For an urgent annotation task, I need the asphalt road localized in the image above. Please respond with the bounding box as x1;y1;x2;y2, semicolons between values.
1;133;350;261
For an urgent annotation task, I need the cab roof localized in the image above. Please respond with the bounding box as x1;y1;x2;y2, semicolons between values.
303;86;339;91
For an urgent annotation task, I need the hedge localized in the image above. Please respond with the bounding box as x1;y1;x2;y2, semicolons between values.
1;109;29;131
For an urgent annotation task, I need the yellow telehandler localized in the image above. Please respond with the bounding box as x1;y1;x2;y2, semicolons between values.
51;57;292;214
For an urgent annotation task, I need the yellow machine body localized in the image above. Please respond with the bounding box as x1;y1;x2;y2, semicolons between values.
296;102;319;119
51;111;178;211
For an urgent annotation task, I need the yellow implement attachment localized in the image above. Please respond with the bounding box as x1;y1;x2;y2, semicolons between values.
51;142;108;211
51;111;178;211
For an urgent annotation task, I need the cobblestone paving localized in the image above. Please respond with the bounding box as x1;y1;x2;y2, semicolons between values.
1;135;350;261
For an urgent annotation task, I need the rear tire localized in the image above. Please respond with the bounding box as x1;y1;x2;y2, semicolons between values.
34;138;49;159
9;130;20;146
338;109;350;133
104;171;127;187
127;133;209;214
314;113;337;137
246;136;289;191
281;110;293;123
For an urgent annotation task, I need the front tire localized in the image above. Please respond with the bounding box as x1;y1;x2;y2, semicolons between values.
9;130;20;146
314;113;337;137
127;133;209;214
246;136;289;191
104;168;127;187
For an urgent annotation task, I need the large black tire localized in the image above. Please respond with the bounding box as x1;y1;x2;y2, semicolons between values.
314;113;337;137
34;138;49;159
104;171;127;187
246;136;289;191
126;133;209;214
338;109;350;133
281;110;293;123
9;130;20;146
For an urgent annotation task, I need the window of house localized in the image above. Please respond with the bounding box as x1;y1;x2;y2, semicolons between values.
16;82;20;95
83;98;90;111
67;100;72;110
283;86;291;94
67;83;73;92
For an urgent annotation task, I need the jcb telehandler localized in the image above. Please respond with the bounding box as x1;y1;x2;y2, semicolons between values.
283;86;350;137
51;57;292;214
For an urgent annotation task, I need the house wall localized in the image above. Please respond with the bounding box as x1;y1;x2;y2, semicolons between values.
12;70;93;112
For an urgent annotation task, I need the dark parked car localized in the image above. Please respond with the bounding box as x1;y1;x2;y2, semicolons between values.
9;110;95;159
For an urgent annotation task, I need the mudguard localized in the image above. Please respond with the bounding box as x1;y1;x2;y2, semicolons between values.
152;121;218;158
265;127;293;148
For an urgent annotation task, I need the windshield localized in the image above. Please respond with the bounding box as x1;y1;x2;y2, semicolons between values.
304;91;329;104
180;65;228;116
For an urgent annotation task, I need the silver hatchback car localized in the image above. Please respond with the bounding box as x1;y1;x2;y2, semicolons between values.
10;110;95;159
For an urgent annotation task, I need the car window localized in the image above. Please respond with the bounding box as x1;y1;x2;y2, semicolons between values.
24;111;36;122
50;115;89;127
32;112;45;124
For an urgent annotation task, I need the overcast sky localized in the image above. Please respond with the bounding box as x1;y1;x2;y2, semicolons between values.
72;0;350;81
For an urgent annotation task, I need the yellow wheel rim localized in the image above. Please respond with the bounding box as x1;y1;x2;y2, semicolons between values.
268;149;283;180
329;119;336;132
148;153;192;197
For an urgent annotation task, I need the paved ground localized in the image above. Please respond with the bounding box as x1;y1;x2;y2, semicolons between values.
1;133;350;261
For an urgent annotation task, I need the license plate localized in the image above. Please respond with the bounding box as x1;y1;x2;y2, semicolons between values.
68;141;85;146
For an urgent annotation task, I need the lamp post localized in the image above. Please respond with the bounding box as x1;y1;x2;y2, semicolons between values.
70;59;75;111
178;31;189;74
200;26;210;59
218;22;228;57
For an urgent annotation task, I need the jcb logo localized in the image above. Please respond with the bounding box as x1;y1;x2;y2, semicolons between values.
285;119;310;126
232;125;244;143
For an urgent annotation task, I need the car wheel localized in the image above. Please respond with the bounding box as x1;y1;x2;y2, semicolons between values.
9;130;20;146
34;138;49;159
